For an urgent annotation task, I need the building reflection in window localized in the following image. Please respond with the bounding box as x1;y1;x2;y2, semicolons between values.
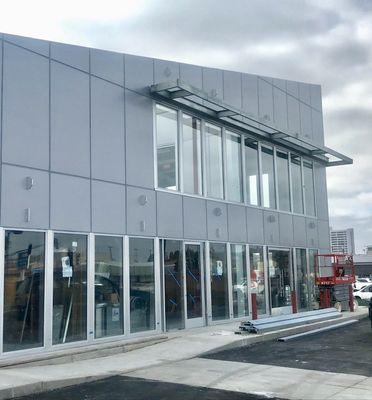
249;246;266;315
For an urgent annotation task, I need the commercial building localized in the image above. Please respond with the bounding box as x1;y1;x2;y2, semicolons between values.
0;33;352;361
330;228;355;254
354;253;372;277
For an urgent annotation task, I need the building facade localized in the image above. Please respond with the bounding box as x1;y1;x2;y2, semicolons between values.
0;33;352;360
330;228;355;254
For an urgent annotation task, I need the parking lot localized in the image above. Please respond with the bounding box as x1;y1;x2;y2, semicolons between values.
203;318;372;377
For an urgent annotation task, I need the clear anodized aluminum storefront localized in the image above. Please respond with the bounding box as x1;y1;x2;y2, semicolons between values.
0;32;352;360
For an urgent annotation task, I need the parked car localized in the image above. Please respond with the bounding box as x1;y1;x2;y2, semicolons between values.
354;283;372;304
353;277;372;291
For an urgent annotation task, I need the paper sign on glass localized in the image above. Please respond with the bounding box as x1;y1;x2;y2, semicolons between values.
61;256;73;278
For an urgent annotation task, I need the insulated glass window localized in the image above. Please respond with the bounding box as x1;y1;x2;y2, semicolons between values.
291;155;304;214
276;150;290;212
231;244;248;318
53;234;87;345
156;104;178;190
182;114;202;195
261;145;276;209
249;246;266;315
296;249;309;311
244;139;260;206
210;243;229;321
308;249;318;308
205;123;224;199
129;238;155;333
226;131;243;202
303;161;316;216
94;236;123;339
3;231;45;352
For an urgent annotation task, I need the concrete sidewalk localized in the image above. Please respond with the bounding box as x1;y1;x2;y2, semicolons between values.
0;308;368;400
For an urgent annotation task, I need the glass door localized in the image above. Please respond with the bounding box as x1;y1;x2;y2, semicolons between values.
184;243;204;329
268;249;293;315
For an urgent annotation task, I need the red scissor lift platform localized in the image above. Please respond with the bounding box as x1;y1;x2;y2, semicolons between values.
314;254;356;312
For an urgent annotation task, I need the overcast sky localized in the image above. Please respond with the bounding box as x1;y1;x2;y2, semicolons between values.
1;0;371;252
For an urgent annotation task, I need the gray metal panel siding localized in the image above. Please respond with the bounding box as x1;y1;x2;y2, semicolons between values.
286;80;299;97
202;68;223;99
263;210;279;245
227;204;247;243
310;85;322;111
50;173;91;232
279;213;293;246
124;54;154;94
92;180;126;234
207;200;228;241
3;33;49;57
2;43;49;169
300;102;312;140
157;191;183;238
183;196;207;240
1;164;49;229
126;186;156;236
314;163;329;220
258;78;273;123
125;90;154;188
273;87;288;131
246;207;264;244
306;218;319;248
90;48;124;86
241;74;259;120
272;77;286;91
51;61;90;177
154;59;179;83
311;108;325;145
287;95;301;135
318;219;330;249
51;41;89;72
299;82;311;105
91;77;125;183
292;215;307;247
179;63;202;88
223;71;242;109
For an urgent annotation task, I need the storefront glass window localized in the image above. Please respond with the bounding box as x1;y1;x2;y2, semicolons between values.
205;123;224;199
261;145;276;209
296;248;309;311
231;244;248;318
244;139;260;206
210;243;229;320
276;150;290;212
53;233;87;345
308;249;318;308
156;104;178;190
249;246;266;315
3;231;45;352
129;238;155;333
94;236;123;339
226;131;243;202
303;161;316;216
291;155;304;214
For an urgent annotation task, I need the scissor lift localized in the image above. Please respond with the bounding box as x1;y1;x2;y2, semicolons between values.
314;254;356;312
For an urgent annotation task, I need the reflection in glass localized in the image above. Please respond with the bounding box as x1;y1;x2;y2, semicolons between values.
296;249;309;311
205;123;224;199
226;131;242;202
276;150;290;212
303;161;316;216
182;114;202;195
308;249;318;308
261;145;276;209
95;236;123;339
244;139;260;206
249;246;266;315
269;250;292;310
231;244;248;318
3;231;45;352
291;155;304;214
129;238;155;333
53;234;87;344
156;104;178;190
210;243;229;321
164;240;184;330
185;244;202;319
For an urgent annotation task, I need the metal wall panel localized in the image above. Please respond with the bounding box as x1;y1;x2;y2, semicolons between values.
314;163;329;220
273;87;288;131
179;63;202;88
246;207;264;244
310;84;322;111
2;43;49;169
126;186;156;236
202;67;223;99
287;95;301;135
278;212;293;246
51;41;89;72
263;210;279;245
91;77;125;183
90;48;124;86
124;54;154;94
299;82;311;105
241;74;259;119
300;102;312;140
154;59;179;83
3;33;49;56
125;90;154;188
91;180;126;234
1;164;49;229
306;218;319;248
183;196;207;240
157;191;183;238
286;80;299;97
51;62;90;177
318;219;330;249
258;78;273;123
50;174;90;232
292;215;307;247
207;200;228;241
227;204;247;243
272;77;286;91
223;70;242;109
311;108;325;145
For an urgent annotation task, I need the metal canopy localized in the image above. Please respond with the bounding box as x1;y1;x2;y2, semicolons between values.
150;79;352;167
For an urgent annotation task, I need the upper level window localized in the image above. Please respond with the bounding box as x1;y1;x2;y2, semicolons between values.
291;155;304;214
182;114;202;195
205;123;224;199
261;145;276;209
244;139;260;206
303;160;316;216
225;131;243;202
276;150;290;212
156;104;178;190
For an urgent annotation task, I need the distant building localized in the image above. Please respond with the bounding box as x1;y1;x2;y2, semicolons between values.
330;228;355;254
353;254;372;277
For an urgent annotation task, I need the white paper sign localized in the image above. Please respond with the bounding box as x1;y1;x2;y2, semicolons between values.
62;256;73;278
216;260;223;276
112;307;120;322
